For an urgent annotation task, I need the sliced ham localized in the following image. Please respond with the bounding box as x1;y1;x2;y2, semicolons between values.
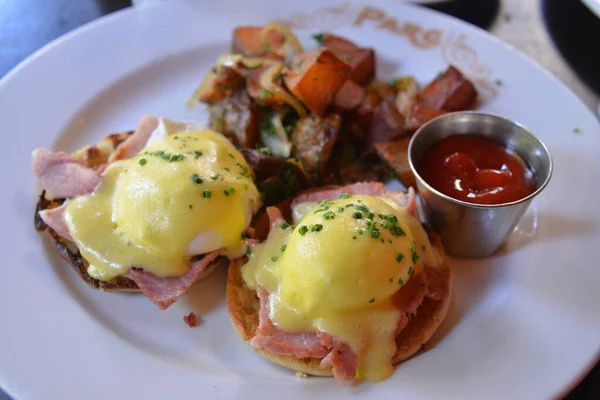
250;288;330;358
424;265;445;300
108;115;159;162
32;148;101;199
38;203;72;242
125;250;222;310
393;270;427;315
319;342;359;386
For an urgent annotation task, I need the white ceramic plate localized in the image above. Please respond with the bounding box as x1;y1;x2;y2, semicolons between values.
1;1;599;399
582;0;600;18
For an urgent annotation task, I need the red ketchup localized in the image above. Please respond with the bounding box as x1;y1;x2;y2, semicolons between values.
417;135;536;205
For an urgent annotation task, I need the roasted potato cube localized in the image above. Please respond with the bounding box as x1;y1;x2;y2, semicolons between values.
365;100;408;151
190;67;245;105
322;33;375;85
284;49;350;116
333;79;366;112
232;26;285;59
367;80;398;103
291;113;342;175
209;91;259;148
374;138;415;188
405;103;447;131
419;66;477;111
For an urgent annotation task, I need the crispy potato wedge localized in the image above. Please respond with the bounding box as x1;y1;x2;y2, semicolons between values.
284;49;350;116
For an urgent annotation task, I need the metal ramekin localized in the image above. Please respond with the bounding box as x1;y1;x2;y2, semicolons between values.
408;112;553;258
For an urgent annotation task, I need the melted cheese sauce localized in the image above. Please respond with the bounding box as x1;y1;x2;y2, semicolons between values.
64;130;261;281
242;195;439;382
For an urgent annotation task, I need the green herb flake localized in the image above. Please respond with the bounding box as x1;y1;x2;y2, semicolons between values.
281;222;291;229
352;212;363;219
194;150;203;159
258;147;272;156
241;232;250;239
311;224;323;232
298;226;308;236
211;66;217;74
495;79;503;86
389;277;393;283
323;211;335;220
339;193;351;199
312;32;325;44
188;204;193;209
398;278;404;286
411;241;420;264
228;152;235;159
270;256;278;262
368;298;375;304
280;244;287;252
191;173;203;184
574;128;581;134
139;158;147;166
370;228;380;238
203;189;212;199
396;253;404;263
337;207;344;212
258;88;274;100
245;247;252;255
224;188;236;196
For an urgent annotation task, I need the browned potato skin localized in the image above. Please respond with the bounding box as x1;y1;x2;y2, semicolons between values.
365;100;408;151
322;33;375;86
196;67;245;105
333;79;366;112
367;80;398;103
374;138;416;187
209;91;259;148
405;103;447;131
245;63;289;107
232;26;285;59
347;89;383;138
284;49;350;116
419;66;477;111
291;113;342;176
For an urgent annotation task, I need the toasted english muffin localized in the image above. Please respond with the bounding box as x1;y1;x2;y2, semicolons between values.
225;195;453;378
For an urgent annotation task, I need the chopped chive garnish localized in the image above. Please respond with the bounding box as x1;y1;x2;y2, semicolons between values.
271;256;278;262
370;228;380;238
352;212;363;219
228;153;235;159
339;193;351;199
224;188;236;196
191;173;203;184
391;226;406;236
396;253;404;262
311;224;323;232
389;277;393;283
352;236;357;240
245;247;252;255
298;226;308;235
139;158;147;166
368;298;375;304
398;278;404;286
411;241;420;263
224;167;230;172
194;151;203;158
188;204;193;209
241;232;250;239
281;222;290;229
385;214;398;225
337;207;344;212
280;244;287;252
323;211;335;220
203;190;212;198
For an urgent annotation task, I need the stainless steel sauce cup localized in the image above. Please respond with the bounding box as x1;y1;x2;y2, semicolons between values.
408;112;552;258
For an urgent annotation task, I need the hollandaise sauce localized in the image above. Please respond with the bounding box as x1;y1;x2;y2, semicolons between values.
242;194;442;382
64;130;261;281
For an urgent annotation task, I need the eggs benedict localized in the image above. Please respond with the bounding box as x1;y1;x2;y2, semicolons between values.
33;115;262;309
227;182;452;384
